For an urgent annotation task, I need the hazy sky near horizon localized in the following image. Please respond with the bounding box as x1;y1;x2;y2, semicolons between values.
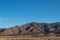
0;0;60;28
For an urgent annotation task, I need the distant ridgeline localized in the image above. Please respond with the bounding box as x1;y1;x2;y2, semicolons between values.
0;22;60;36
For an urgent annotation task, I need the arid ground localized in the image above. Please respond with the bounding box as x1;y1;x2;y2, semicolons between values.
0;35;60;40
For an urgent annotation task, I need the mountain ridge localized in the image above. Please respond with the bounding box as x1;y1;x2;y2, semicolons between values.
0;22;60;36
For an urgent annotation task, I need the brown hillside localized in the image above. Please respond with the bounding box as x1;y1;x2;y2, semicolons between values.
0;22;60;36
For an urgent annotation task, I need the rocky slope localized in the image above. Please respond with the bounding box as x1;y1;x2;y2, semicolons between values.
0;22;60;36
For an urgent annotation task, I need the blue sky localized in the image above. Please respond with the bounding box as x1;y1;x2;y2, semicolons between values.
0;0;60;28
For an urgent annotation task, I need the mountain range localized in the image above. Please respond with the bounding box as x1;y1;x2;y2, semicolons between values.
0;22;60;37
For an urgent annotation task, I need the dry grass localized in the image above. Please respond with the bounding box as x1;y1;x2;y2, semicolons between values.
0;36;60;40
